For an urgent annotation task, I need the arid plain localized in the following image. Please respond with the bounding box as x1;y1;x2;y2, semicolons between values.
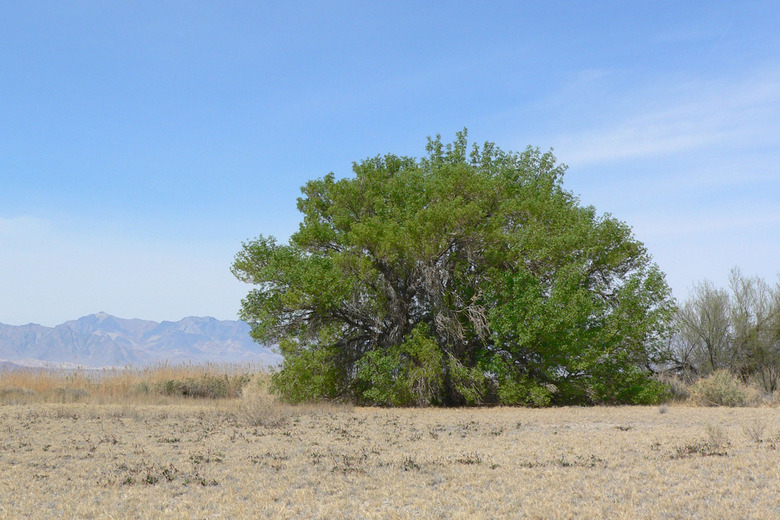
1;369;779;519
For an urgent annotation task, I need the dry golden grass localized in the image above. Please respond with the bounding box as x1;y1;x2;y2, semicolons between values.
0;363;257;405
2;369;780;518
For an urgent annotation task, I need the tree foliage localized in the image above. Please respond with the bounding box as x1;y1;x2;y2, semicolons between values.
233;131;676;405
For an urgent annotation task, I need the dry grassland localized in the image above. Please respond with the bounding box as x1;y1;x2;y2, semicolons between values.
1;370;780;519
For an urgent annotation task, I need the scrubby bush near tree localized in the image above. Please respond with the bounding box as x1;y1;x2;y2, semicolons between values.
688;370;760;407
671;268;780;394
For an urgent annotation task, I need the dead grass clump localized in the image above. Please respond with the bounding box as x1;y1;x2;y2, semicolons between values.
705;423;730;448
743;418;767;444
235;374;289;427
764;390;780;407
671;440;729;459
672;424;730;459
234;373;354;427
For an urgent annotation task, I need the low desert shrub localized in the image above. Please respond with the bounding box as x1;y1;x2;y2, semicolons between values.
0;387;36;404
689;370;760;407
154;373;250;399
54;387;89;403
655;372;691;402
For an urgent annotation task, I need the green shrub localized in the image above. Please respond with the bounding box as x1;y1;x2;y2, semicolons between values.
495;377;552;407
447;355;485;405
355;349;413;406
154;373;250;399
54;387;89;402
353;323;487;406
527;385;553;407
133;381;151;396
689;370;758;407
233;132;676;408
605;373;672;405
626;377;672;405
355;324;444;406
270;339;345;403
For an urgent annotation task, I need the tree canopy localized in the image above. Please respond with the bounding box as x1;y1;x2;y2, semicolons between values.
232;131;676;406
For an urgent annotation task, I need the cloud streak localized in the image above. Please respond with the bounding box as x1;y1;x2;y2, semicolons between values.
554;66;780;166
535;63;780;300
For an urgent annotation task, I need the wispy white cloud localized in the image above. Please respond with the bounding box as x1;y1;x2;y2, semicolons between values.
532;63;780;300
554;65;780;166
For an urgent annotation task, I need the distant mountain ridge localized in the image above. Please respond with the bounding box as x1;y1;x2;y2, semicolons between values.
0;312;280;368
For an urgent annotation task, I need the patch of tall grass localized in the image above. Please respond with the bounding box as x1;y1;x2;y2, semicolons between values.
0;362;263;405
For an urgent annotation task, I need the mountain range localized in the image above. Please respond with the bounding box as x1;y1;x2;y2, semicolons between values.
0;312;280;368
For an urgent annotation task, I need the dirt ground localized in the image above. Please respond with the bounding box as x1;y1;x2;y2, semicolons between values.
1;402;779;519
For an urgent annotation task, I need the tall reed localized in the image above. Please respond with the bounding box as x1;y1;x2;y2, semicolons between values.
0;362;264;404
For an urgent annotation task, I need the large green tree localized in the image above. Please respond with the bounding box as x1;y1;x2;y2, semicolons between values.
232;131;676;406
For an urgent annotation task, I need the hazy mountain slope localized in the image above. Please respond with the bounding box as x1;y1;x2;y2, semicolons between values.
0;313;279;368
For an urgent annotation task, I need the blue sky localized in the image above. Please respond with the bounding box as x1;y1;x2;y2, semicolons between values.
2;1;778;326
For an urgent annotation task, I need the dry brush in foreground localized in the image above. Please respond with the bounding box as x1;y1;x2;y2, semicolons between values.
1;395;780;519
